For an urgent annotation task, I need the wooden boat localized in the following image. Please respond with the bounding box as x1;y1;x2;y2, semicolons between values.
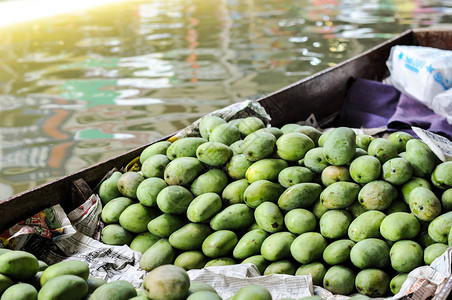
1;27;452;231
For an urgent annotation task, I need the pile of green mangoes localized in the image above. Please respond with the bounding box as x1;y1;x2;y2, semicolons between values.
0;248;136;300
98;115;452;298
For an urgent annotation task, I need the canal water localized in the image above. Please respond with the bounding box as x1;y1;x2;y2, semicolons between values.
0;0;451;199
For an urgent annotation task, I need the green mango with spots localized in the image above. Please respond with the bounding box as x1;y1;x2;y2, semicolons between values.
367;138;398;164
209;123;241;146
323;266;356;295
233;229;269;260
117;172;145;199
278;183;323;211
390;274;408;295
382;157;413;185
169;223;212;251
199;116;226;140
323;127;356;166
355;269;390;297
380;212;420;241
245;158;289;183
191;169;228;197
141;154;170;178
225;154;253;180
389;240;423;273
320;181;361;209
254;202;285;233
196;142;233;166
349;155;381;184
321;165;351;187
238;117;265;136
140;141;171;163
401;177;431;204
164;157;204;186
140;239;177;271
431;161;452;189
355;134;374;151
428;211;452;243
358;180;397;211
387;131;413;153
348;210;386;242
323;239;355;265
241;131;276;161
404;139;436;177
424;243;448;264
409;187;442;222
303;147;330;173
166;137;208;160
210;204;254;231
295;262;327;286
276;132;315;161
222;179;249;206
202;230;238;258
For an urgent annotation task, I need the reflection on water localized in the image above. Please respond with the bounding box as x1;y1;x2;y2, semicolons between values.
0;0;451;198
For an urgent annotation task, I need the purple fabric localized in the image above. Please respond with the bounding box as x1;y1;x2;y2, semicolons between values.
338;78;452;140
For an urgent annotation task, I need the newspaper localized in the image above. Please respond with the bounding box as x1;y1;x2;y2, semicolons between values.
412;126;452;162
1;100;452;298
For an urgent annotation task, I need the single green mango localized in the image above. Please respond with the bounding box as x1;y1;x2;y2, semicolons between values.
367;138;398;164
303;147;330;173
136;177;167;207
147;214;185;238
380;212;420;241
244;180;284;208
290;232;327;264
241;131;276;161
187;193;222;223
164;157;204;185
323;127;356;165
278;183;323;211
349;155;381;184
199;116;226;140
99;171;122;205
117;172;145;199
196;142;233;166
320;181;361;209
323;239;355;265
141;154;170;178
210;204;254;231
245;158;289;183
284;208;316;234
387;131;413;153
169;223;212;251
355;269;390;297
140;239;176;271
209;123;241;146
276;132;314;161
390;240;423;273
295;262;326;286
254;202;284;233
140;141;171;163
233;229;269;260
404;139;436;177
222;179;249;206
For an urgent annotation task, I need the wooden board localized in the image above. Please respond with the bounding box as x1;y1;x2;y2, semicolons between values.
1;28;451;231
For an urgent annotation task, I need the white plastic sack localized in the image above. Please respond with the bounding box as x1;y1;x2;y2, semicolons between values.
386;45;452;110
432;88;452;125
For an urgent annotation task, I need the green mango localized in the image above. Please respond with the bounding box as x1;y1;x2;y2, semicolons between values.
143;265;189;300
292;126;322;145
156;185;194;214
321;165;351;187
140;141;171;163
284;208;316;234
1;283;37;300
222;179;249;206
432;161;452;189
101;224;134;245
418;231;436;248
382;157;413;185
317;131;330;147
254;202;284;233
188;282;216;295
428;211;452;243
349;155;381;184
241;131;276;161
233;285;271;300
147;214;184;238
174;251;207;271
246;158;289;183
204;257;236;267
409;187;442;221
401;177;431;204
164;157;204;185
140;239;176;271
358;180;397;210
385;200;410;214
380;212;420;241
241;255;269;275
209;123;241;146
37;260;48;272
0;251;38;282
119;203;159;233
355;134;374;151
169;223;212;250
320;181;361;209
86;278;106;294
355;269;390;297
404;139;436;177
323;127;356;165
256;127;284;139
263;260;297;275
117;172;144;198
367;138;398;164
311;199;329;219
323;239;355;265
290;232;327;264
225;154;253;180
260;232;295;261
347;200;368;218
199;116;226;140
91;280;137;300
130;232;160;254
101;197;134;224
187;193;222;223
210;204;254;231
442;189;452;210
196;142;233;166
278;183;322;211
229;140;244;155
187;291;221;300
278;166;313;188
238;117;265;136
303;147;329;173
191;169;228;197
276;132;314;161
280;123;303;134
41;260;89;287
323;265;356;295
295;262;326;286
352;148;368;160
37;275;88;300
319;210;353;239
350;238;390;269
244;180;284;208
233;229;269;260
387;131;413;153
390;273;408;295
99;171;122;205
424;243;448;265
136;177;167;207
141;154;170;178
390;240;423;272
0;274;13;296
348;210;386;242
202;230;238;258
